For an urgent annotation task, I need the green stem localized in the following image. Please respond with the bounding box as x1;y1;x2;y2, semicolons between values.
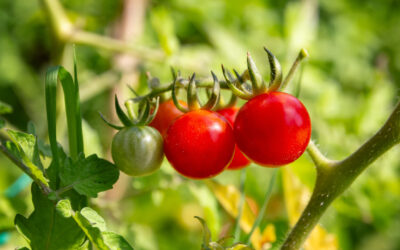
281;49;308;90
281;101;400;250
40;0;164;62
234;168;247;241
0;144;52;195
246;169;278;244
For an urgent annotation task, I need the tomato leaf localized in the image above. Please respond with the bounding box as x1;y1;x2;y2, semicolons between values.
0;118;5;129
4;130;49;190
0;101;12;115
14;184;87;250
59;154;119;198
58;199;133;250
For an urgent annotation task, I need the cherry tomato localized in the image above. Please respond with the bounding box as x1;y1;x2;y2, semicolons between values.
217;107;251;170
112;126;164;176
149;99;186;137
164;110;235;179
234;92;311;166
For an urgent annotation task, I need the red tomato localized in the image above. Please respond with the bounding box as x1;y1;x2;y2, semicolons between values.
234;92;311;166
164;110;235;179
217;107;251;170
150;99;186;137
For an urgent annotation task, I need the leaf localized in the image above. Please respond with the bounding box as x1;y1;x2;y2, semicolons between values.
102;231;134;250
204;180;273;250
45;65;84;165
0;118;5;129
0;100;12;115
5;130;48;189
225;243;252;250
282;168;338;250
7;129;43;170
58;200;133;250
14;184;87;250
59;154;119;198
194;216;212;247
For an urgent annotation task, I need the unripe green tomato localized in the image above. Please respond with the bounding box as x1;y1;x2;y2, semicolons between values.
111;126;164;176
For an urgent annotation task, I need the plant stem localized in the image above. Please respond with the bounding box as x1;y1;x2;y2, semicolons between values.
246;169;278;245
0;144;52;195
281;49;308;90
281;100;400;249
40;0;164;62
234;168;247;241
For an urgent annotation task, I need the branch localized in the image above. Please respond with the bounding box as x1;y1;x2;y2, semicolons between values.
281;100;400;250
0;143;52;195
40;0;164;62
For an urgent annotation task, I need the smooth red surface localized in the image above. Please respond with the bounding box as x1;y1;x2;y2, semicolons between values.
234;92;311;166
149;100;186;137
217;107;251;170
164;110;235;179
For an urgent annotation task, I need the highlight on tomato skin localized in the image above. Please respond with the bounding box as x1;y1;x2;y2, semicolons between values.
164;109;235;179
149;99;187;137
234;91;311;167
217;107;251;170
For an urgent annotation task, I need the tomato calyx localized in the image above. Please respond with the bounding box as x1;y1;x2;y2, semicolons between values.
222;47;308;100
171;68;221;113
99;95;160;130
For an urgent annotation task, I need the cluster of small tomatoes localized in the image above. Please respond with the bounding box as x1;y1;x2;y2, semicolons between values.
111;91;311;179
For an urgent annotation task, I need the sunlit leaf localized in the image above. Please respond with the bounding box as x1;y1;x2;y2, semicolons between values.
15;184;87;250
59;154;119;198
204;180;275;250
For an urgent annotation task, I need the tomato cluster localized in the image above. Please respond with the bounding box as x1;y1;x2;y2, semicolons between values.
106;49;312;179
148;93;310;179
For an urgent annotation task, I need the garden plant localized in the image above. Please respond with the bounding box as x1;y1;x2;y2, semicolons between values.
1;0;400;250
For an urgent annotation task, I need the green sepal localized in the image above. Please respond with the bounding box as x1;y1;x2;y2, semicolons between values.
187;73;200;110
114;95;134;127
222;65;252;100
98;112;124;130
264;47;282;92
171;68;189;113
201;71;220;111
246;52;265;94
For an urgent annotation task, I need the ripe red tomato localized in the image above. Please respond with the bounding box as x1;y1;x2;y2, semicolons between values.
164;110;235;179
217;107;251;170
234;92;311;166
149;99;186;137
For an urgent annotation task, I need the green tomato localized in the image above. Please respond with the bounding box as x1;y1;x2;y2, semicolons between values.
112;126;164;176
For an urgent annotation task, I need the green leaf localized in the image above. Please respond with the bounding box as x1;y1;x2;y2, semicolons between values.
45;66;84;175
15;184;87;250
58;200;133;250
0;118;5;129
0;100;12;115
59;154;119;198
5;130;48;189
102;231;133;250
7;129;43;170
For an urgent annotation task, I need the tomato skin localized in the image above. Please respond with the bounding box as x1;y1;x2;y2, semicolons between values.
217;107;251;170
112;126;164;176
234;92;311;166
149;99;186;137
164;110;235;179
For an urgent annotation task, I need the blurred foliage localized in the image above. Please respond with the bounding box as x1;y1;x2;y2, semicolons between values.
1;0;400;249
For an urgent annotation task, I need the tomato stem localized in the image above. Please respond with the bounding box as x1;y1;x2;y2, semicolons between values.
281;49;309;90
281;100;400;249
